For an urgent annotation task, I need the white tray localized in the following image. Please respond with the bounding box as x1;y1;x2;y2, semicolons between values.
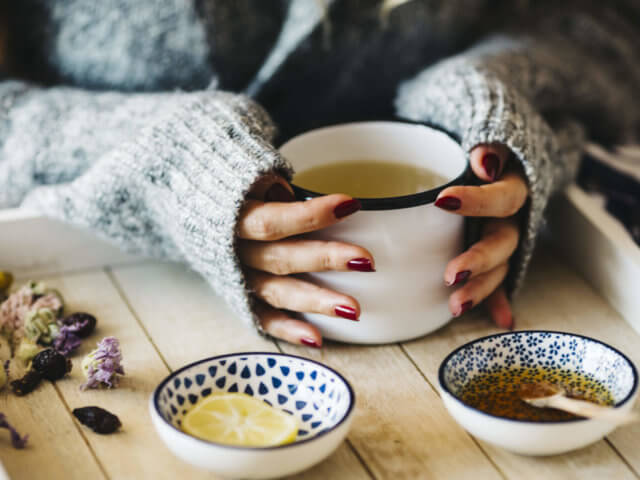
0;208;139;277
548;184;640;334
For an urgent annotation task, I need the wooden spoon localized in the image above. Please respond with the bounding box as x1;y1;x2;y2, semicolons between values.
518;382;639;425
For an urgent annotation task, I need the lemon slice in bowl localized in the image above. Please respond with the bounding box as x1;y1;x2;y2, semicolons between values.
182;393;299;447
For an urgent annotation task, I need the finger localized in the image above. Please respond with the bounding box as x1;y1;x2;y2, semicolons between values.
434;171;528;217
255;301;323;348
238;239;375;275
237;194;361;241
444;218;519;286
248;174;295;202
449;263;509;317
247;269;361;321
486;287;514;330
469;143;510;182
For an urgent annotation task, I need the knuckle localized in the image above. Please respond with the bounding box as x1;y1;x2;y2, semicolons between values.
269;257;293;275
250;215;278;240
259;280;284;309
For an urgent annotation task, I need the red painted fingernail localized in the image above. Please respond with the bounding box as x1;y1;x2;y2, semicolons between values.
455;300;473;317
335;305;359;321
450;270;471;286
265;183;295;202
435;196;461;211
300;337;321;348
482;153;500;182
347;258;375;272
334;199;362;219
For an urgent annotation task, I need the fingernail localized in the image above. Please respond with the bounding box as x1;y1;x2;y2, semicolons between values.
334;199;362;219
455;300;473;317
448;270;471;286
435;196;461;211
347;258;375;272
335;305;359;321
265;183;295;202
300;337;321;348
482;153;500;181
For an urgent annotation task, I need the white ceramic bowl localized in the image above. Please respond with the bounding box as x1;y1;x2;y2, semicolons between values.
281;121;468;344
438;331;639;456
150;353;355;479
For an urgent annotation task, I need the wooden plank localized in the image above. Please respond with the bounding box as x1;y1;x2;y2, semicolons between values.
278;342;502;480
39;270;213;480
402;248;638;480
111;262;370;480
0;364;105;480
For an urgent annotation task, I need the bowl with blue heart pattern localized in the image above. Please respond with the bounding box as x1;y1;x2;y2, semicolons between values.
150;352;355;479
438;331;638;456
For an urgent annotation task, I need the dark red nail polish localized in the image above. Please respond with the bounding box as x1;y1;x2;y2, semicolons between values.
334;199;362;219
335;305;358;321
435;196;461;211
300;337;321;348
347;258;375;272
450;270;471;286
265;183;295;202
482;153;500;182
456;300;473;317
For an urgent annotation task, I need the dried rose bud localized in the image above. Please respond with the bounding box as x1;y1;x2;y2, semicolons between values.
73;406;121;434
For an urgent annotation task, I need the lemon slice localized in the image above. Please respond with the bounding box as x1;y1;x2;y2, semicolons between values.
182;393;299;447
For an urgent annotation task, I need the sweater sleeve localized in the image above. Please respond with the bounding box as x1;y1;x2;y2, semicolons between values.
394;16;640;294
0;82;291;328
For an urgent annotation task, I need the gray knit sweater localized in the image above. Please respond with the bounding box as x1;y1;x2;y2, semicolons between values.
1;0;639;329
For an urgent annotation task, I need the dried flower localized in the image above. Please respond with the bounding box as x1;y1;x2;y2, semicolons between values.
60;312;97;338
0;271;12;293
24;308;60;345
0;282;64;347
0;413;28;449
53;326;82;357
0;284;35;337
15;339;42;365
81;337;124;390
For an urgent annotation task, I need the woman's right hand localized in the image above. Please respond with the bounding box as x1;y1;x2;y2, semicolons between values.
236;175;375;348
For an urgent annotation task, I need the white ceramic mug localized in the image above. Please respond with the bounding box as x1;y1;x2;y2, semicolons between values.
280;121;468;344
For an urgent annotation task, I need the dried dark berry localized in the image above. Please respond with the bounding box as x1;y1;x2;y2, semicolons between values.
32;348;72;381
10;370;42;396
73;406;121;434
61;312;97;338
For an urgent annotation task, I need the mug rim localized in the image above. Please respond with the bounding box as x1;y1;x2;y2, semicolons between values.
284;121;470;211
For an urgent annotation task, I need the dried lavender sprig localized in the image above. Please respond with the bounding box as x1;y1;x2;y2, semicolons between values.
0;413;28;449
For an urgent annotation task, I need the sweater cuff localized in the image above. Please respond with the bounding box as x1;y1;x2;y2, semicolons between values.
23;91;292;329
395;58;582;294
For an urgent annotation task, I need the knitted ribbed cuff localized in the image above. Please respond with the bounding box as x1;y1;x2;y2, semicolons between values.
395;58;579;294
23;91;292;329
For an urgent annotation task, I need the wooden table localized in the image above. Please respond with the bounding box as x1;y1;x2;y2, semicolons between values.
1;247;639;480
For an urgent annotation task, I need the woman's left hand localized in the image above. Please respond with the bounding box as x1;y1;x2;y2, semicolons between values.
435;144;528;329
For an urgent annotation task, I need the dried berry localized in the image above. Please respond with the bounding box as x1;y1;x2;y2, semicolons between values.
32;348;72;381
10;370;42;396
60;312;97;338
73;406;121;434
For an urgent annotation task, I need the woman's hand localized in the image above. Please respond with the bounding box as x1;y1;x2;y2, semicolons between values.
435;144;528;329
237;174;374;347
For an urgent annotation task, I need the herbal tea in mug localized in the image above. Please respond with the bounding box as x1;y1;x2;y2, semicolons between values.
282;122;468;344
